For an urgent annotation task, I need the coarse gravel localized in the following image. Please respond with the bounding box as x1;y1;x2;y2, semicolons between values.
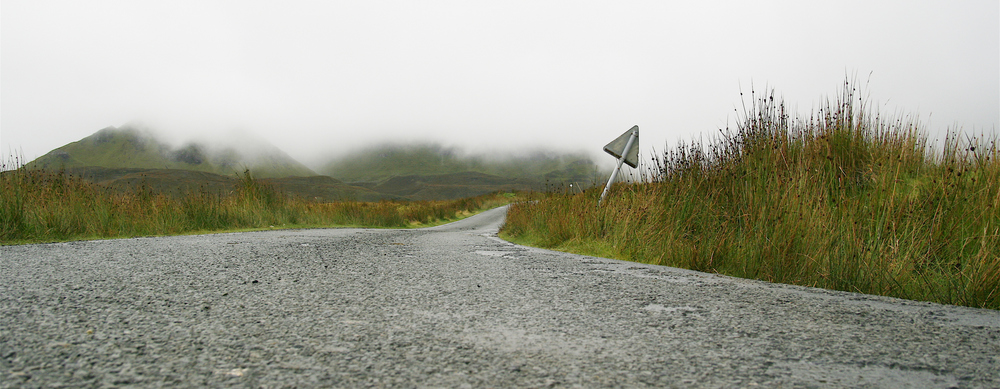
1;206;998;388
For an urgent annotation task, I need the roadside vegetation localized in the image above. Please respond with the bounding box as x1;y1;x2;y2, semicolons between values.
1;162;523;245
502;81;999;310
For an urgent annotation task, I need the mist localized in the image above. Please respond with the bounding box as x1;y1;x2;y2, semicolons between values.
2;1;997;168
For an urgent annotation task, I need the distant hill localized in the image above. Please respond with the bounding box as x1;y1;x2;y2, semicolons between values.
55;166;527;202
262;175;400;202
26;125;317;178
371;171;538;201
25;130;605;201
60;167;396;202
319;143;603;186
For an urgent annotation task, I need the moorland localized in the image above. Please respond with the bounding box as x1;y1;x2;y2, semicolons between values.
502;82;999;310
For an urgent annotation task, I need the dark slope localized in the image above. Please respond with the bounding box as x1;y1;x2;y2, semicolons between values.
319;143;602;186
372;171;538;200
60;167;391;202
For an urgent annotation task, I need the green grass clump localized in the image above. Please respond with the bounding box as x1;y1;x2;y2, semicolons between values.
1;163;522;245
502;80;999;310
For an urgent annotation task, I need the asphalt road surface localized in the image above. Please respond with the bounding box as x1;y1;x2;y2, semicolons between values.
2;206;998;388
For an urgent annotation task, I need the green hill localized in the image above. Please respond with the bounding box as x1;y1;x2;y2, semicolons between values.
262;175;399;202
25;130;605;201
60;166;394;202
26;125;317;178
58;166;533;202
371;171;538;200
319;143;603;186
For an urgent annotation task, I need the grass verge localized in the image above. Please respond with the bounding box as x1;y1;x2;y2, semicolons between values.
1;164;526;245
501;80;999;310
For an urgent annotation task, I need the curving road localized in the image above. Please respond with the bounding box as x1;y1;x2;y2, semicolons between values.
2;206;998;388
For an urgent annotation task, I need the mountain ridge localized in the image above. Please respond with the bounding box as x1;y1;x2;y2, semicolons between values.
319;143;602;186
24;127;605;201
26;125;317;178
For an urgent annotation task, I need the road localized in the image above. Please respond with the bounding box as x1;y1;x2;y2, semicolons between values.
2;206;998;388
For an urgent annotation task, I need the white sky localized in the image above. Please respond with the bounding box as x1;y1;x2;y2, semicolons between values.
2;0;998;169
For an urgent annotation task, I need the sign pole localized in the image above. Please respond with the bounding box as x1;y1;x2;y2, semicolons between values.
599;129;637;206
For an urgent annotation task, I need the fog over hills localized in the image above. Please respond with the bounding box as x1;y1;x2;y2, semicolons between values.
320;143;603;186
22;126;606;201
26;125;317;178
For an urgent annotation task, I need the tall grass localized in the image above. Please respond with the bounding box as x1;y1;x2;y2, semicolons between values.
1;164;519;244
502;81;1000;309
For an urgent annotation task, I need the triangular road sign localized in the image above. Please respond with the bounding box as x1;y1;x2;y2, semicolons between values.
603;125;639;168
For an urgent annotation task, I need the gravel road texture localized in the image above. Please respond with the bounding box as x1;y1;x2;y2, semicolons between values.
2;206;998;388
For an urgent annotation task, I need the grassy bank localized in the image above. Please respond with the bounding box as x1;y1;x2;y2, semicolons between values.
502;81;999;310
1;165;522;245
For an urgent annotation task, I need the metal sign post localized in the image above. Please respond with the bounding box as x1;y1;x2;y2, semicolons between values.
599;125;639;206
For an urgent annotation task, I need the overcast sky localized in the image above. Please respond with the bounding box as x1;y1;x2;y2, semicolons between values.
2;0;998;168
